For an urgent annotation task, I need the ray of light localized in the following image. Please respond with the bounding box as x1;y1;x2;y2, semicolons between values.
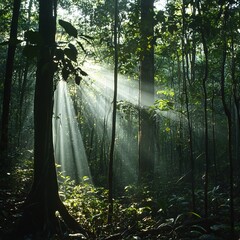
74;61;141;185
53;80;92;182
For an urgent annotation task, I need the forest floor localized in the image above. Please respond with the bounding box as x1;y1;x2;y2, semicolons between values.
0;161;240;240
0;169;23;239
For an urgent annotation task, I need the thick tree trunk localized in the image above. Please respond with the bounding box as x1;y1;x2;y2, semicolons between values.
12;0;88;238
138;0;155;181
0;0;21;161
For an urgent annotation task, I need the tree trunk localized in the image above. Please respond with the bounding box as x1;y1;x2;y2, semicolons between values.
17;0;33;147
181;0;195;212
108;0;119;225
138;0;155;182
12;0;88;238
0;0;21;162
197;1;209;218
220;7;234;238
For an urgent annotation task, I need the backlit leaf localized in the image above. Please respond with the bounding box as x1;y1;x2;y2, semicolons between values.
59;19;78;38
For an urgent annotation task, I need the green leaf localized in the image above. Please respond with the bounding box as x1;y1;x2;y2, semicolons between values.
59;19;78;38
80;68;88;76
79;34;94;40
62;67;70;80
77;41;87;54
68;43;78;56
189;211;201;218
165;127;171;132
54;48;64;60
75;75;82;85
64;47;77;62
79;35;93;44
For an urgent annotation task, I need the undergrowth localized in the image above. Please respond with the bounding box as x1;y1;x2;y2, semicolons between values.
58;173;240;239
1;160;240;239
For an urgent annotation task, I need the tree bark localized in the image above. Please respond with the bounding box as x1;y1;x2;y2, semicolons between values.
138;0;155;182
13;0;88;238
0;0;21;161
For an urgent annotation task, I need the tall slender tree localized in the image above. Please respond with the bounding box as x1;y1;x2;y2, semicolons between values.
0;0;21;161
220;5;234;238
197;0;210;218
181;0;195;211
108;0;119;225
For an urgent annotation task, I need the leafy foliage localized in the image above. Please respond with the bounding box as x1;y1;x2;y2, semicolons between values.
54;174;239;239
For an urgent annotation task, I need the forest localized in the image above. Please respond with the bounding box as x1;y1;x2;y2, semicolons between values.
0;0;240;239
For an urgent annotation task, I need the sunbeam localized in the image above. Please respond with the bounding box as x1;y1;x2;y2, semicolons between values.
53;80;92;183
75;60;141;185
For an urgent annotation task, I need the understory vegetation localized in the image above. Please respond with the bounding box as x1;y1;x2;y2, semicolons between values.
1;158;239;239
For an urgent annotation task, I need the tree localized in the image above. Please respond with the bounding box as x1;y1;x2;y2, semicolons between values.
181;0;195;211
197;0;210;218
11;0;88;238
220;4;234;238
0;0;21;162
138;0;155;181
108;0;119;224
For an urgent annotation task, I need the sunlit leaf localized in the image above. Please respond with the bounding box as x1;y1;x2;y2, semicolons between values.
189;211;201;218
191;225;207;233
165;127;171;132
